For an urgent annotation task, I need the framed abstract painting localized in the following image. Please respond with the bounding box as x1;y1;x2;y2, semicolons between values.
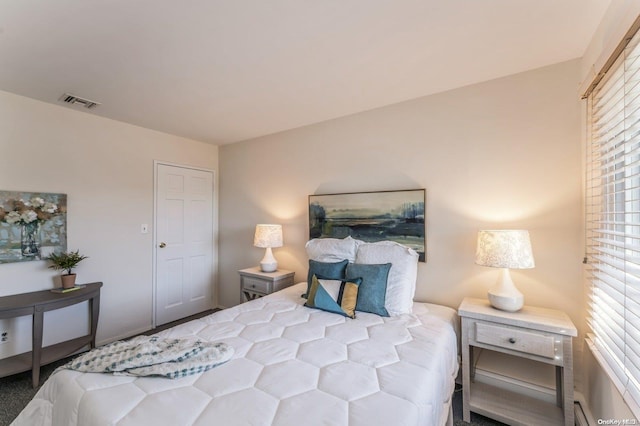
309;189;426;261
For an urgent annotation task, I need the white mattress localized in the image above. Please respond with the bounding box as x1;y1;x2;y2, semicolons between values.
13;283;459;426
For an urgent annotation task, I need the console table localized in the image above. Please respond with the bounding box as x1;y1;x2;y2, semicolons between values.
0;282;102;387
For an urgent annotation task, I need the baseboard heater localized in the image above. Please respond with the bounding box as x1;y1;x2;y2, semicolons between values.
575;400;590;426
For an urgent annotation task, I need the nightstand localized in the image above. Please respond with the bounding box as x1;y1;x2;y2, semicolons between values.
458;297;577;426
238;267;295;302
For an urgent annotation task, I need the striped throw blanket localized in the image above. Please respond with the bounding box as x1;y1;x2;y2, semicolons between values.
59;336;234;379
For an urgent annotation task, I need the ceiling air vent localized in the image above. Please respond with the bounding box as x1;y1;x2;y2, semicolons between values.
58;93;101;109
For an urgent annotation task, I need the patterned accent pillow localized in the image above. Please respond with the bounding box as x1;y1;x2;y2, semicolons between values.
304;275;361;318
346;263;391;317
304;259;349;298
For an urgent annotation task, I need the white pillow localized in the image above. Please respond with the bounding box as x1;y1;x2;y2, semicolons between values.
305;236;362;262
355;241;418;315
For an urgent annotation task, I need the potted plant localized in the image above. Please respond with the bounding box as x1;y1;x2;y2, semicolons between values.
46;250;88;289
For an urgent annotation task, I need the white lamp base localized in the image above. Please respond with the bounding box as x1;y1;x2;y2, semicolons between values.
259;247;278;272
488;268;524;312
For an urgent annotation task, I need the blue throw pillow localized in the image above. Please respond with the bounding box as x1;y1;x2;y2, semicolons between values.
346;263;391;317
304;275;361;318
304;259;349;298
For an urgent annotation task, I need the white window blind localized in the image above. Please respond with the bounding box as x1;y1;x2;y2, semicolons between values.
586;26;640;416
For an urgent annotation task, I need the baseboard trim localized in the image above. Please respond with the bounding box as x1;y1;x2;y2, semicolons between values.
96;325;151;347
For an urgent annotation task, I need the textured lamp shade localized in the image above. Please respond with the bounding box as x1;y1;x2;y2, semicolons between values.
475;230;535;312
254;224;283;272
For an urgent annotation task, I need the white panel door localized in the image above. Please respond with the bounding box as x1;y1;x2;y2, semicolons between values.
155;164;214;326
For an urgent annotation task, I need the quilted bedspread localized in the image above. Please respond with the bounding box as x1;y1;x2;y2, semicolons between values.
13;283;459;426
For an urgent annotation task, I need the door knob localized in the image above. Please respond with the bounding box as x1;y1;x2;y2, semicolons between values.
159;242;166;248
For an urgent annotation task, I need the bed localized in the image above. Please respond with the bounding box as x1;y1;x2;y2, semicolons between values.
13;239;459;426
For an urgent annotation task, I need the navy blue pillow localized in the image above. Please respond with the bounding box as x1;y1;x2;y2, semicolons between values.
305;259;349;298
346;263;391;317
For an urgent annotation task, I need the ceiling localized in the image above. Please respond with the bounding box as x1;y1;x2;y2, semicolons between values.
0;1;611;145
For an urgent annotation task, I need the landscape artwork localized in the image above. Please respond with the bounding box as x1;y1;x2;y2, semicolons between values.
309;189;426;261
0;191;67;263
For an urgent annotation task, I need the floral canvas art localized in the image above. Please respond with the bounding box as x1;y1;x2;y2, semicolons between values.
0;191;67;263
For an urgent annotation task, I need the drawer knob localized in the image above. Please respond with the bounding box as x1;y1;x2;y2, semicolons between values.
508;337;516;344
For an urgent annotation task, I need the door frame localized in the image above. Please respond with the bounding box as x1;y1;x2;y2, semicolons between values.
152;160;218;328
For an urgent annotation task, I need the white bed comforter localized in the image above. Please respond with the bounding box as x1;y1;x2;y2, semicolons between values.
13;283;459;426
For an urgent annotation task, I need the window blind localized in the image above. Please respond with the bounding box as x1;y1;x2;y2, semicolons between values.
586;25;640;416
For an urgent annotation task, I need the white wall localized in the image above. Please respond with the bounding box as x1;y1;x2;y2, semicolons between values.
579;1;640;421
580;0;640;95
219;60;583;375
0;90;218;357
582;345;636;422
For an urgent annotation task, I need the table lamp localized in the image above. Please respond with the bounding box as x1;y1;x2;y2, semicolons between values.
475;229;535;312
254;224;283;272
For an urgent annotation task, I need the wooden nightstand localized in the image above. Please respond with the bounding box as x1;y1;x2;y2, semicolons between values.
238;267;295;302
458;297;577;426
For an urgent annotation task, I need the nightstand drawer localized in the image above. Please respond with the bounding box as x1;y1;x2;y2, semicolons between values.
242;277;270;294
474;322;557;359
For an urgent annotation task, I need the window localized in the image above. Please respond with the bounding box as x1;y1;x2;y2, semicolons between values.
586;26;640;416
